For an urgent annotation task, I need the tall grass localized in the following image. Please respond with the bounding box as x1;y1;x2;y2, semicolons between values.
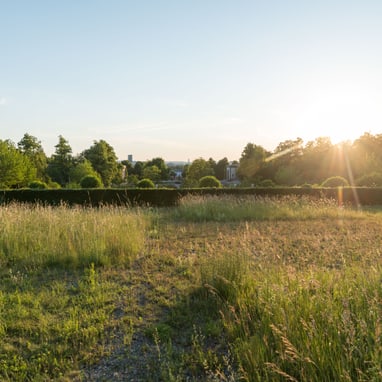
171;194;367;222
1;199;382;380
0;203;149;269
198;253;382;381
0;203;150;381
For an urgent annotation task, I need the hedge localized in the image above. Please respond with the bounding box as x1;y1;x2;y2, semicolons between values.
1;187;382;207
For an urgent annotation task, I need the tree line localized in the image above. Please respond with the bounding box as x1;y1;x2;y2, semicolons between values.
238;133;382;188
1;132;382;189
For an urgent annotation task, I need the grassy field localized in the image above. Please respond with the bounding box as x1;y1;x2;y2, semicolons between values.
0;196;381;381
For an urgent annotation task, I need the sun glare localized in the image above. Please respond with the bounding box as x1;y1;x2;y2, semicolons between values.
292;76;379;145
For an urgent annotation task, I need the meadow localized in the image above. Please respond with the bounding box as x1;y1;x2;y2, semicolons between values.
0;195;381;381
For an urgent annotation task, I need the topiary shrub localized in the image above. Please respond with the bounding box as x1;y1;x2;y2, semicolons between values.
257;179;276;188
355;172;382;187
47;181;61;189
29;181;48;189
136;178;155;189
199;176;222;188
80;175;103;188
321;176;349;188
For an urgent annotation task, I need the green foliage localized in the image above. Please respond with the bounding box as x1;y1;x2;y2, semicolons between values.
29;180;48;189
321;176;349;187
47;181;61;189
46;135;73;186
4;187;382;208
143;165;161;182
137;178;155;189
0;139;36;188
18;133;48;181
80;175;103;188
82;140;119;187
0;188;182;207
198;175;222;188
257;179;276;187
131;161;144;177
238;143;269;181
144;157;170;180
214;157;229;180
69;158;100;184
184;158;214;187
356;171;382;187
274;165;302;186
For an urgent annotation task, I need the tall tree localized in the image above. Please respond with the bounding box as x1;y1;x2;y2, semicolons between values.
237;143;269;182
131;161;144;178
299;137;335;183
142;165;161;182
214;157;229;180
47;135;74;186
18;133;48;181
350;133;382;180
0;139;35;188
144;157;169;180
184;158;214;187
268;138;304;185
82;140;118;187
69;157;102;186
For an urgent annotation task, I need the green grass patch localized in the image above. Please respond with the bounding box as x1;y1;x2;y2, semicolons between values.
1;199;382;380
171;194;369;222
0;204;149;269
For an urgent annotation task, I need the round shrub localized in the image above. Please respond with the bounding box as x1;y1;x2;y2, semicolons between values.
80;175;103;188
47;181;61;189
321;176;349;188
258;179;276;188
355;172;382;187
199;176;222;188
137;178;155;188
29;180;48;189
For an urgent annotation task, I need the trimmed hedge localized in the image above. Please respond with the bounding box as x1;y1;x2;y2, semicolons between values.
0;189;180;207
1;187;382;207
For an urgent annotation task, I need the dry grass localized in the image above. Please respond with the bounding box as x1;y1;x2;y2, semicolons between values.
1;198;382;380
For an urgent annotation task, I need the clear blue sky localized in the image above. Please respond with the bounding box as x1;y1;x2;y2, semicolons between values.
1;0;382;161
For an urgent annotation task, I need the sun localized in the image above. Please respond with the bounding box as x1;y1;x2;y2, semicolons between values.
297;97;372;144
292;76;380;145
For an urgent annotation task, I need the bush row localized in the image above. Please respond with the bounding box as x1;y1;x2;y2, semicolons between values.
1;187;382;207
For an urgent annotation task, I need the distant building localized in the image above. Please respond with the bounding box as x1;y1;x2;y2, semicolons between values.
226;162;239;181
127;154;133;162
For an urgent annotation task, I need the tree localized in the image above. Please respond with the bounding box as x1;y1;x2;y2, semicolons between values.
199;175;222;188
80;175;102;188
144;157;169;180
82;140;119;187
69;158;102;186
350;133;382;180
299;137;336;184
47;136;74;186
184;158;214;187
274;165;302;186
355;172;382;187
142;165;161;182
130;161;144;178
214;157;229;180
237;143;268;182
136;178;155;188
0;139;35;188
18;133;48;181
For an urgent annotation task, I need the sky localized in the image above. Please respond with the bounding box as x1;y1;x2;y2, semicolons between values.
1;0;382;162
